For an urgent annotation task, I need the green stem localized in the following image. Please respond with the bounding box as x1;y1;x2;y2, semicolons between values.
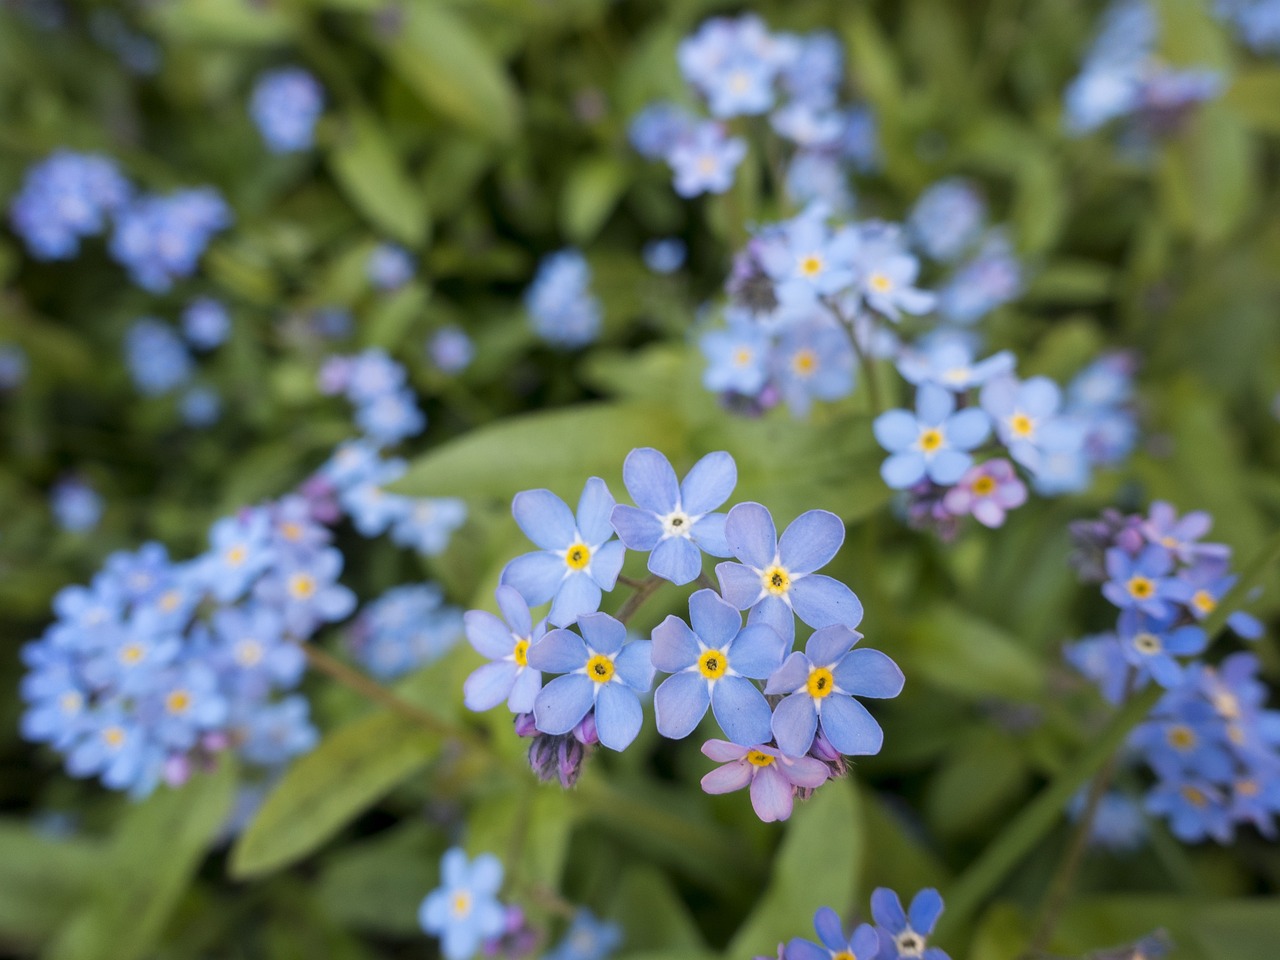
615;574;665;625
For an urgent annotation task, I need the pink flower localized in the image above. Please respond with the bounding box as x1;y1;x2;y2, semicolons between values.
942;458;1027;528
699;739;829;822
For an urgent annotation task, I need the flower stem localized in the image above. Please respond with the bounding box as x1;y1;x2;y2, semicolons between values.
615;574;666;625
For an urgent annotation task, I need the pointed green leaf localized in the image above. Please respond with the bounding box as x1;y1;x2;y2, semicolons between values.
327;111;430;246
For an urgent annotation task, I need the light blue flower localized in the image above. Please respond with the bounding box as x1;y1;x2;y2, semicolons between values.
544;910;623;960
527;612;654;751
896;336;1014;392
51;477;103;533
419;848;507;960
525;250;602;348
701;325;770;397
772;320;855;417
668;122;747;197
250;67;324;153
125;319;193;396
873;384;991;489
367;242;415;291
978;375;1075;474
181;297;230;350
870;887;950;960
909;178;986;263
610;448;736;585
785;909;879;960
501;479;625;628
757;211;857;309
463;586;547;714
8;150;131;260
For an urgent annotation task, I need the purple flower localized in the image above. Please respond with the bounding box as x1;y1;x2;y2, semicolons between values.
1142;501;1230;566
870;887;949;960
941;459;1027;528
785;909;879;960
1101;544;1176;618
765;625;903;757
652;589;784;745
501;479;625;628
668;122;747;197
700;740;828;823
715;503;863;644
462;586;547;715
610;448;736;585
526;612;654;751
873;384;991;489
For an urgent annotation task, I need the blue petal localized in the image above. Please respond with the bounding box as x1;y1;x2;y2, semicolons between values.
711;676;774;746
526;628;588;673
728;623;786;679
610;504;663;551
1021;377;1060;417
872;409;919;452
870;888;907;933
946;407;991;450
926;449;970;486
764;650;810;695
908;888;944;935
784;939;829;960
778;509;845;574
623;447;679;514
833;648;904;699
500;551;566;605
463;660;518;711
813;907;846;952
469;853;504;895
726;502;778;567
465;610;514;659
577;611;626;655
549;573;602;628
654;671;711;738
576;477;617;545
689;513;731;556
590;540;625;591
688;588;742;649
649;536;702;585
771;692;819;757
819;695;883;756
882;452;926;489
614;640;655;691
716;561;763;610
851;924;880;959
509;667;541;713
680;451;738;515
495;585;531;636
791;575;864;630
805;624;858;667
916;383;955;425
533;674;595;735
440;846;468;887
651;614;701;673
595;683;643;750
512;489;575;550
750;596;795;646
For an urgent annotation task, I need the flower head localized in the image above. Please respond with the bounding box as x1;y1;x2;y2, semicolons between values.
463;586;548;714
870;887;949;960
701;740;828;823
419;848;507;960
941;459;1027;528
668;122;747;197
873;384;991;489
785;908;879;960
250;67;324;153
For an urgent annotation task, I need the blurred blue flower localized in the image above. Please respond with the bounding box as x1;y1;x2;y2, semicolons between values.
668;122;747;197
525;250;602;348
544;910;622;960
125;319;193;396
0;343;28;390
785;908;879;960
772;320;855;417
350;584;463;680
428;325;474;374
1102;544;1176;617
181;297;230;350
937;234;1022;325
180;386;221;427
109;188;231;292
367;242;415;291
8;150;130;260
250;67;324;153
51;477;103;533
909;178;986;262
628;102;697;160
390;497;467;556
642;237;687;274
873;384;991;489
419;848;506;960
979;374;1076;474
700;324;770;397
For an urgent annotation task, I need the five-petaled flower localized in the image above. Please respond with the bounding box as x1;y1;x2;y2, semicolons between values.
418;848;506;960
700;740;828;823
785;907;880;960
462;585;548;714
873;383;991;489
870;887;950;960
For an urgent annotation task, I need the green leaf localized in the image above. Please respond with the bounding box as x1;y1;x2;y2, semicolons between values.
373;5;520;141
48;763;235;960
1158;105;1254;245
390;403;690;502
610;865;705;953
1223;68;1280;134
317;823;442;936
144;0;297;43
467;782;576;893
926;728;1031;838
326;111;430;246
727;779;862;958
905;604;1045;702
0;821;102;947
561;154;629;243
230;709;440;878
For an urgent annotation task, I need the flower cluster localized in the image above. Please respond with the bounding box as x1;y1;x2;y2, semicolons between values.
347;584;463;681
249;67;325;154
124;305;232;425
19;494;352;795
7;150;130;260
775;888;949;960
419;848;620;960
319;348;427;448
109;187;232;292
524;250;602;349
629;15;877;203
1064;0;1222;139
462;448;902;821
1064;501;1275;844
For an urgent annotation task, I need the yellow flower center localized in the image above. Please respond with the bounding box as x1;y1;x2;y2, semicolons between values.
1133;632;1162;655
732;348;753;367
289;573;317;600
971;475;996;496
281;522;304;541
159;590;182;612
1126;575;1154;599
103;726;126;749
1237;779;1260;797
235;639;264;667
226;546;247;568
1167;725;1196;750
60;691;83;713
761;564;791;596
807;666;836;699
513;638;530;667
586;654;615;684
729;71;751;93
833;952;856;960
1160;535;1178;549
451;891;472;918
698;650;728;680
918;428;944;453
119;643;145;665
746;750;775;767
1228;724;1246;746
565;543;591;571
697;155;718;175
1191;590;1216;614
799;255;824;277
1212;692;1241;719
1008;413;1035;438
1180;785;1208;808
166;690;193;714
868;272;893;293
792;349;818;377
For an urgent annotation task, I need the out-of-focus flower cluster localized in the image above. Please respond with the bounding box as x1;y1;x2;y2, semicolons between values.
524;249;602;349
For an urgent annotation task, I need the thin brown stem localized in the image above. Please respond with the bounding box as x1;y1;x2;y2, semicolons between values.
696;571;717;592
616;574;648;590
615;574;665;625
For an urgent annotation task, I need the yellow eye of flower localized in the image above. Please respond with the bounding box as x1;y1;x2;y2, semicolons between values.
119;644;145;665
972;475;996;496
235;639;264;667
1180;785;1208;808
451;892;472;918
225;545;247;567
1191;590;1216;614
761;565;791;596
918;428;944;453
586;654;615;684
166;690;193;714
159;590;181;612
1238;779;1260;797
1008;413;1035;438
799;255;824;277
807;666;835;699
565;543;591;571
732;348;753;367
60;691;83;713
698;650;728;680
281;522;304;541
1167;725;1196;750
513;639;530;667
1126;575;1154;599
791;349;818;377
869;272;893;293
289;574;317;599
103;726;126;748
746;750;775;767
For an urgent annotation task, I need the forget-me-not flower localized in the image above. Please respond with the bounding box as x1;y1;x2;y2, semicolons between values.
873;384;991;489
463;586;548;714
700;740;828;823
870;887;950;960
786;909;880;960
419;848;507;960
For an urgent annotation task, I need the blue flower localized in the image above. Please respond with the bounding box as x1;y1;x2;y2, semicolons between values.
765;625;903;757
0;343;27;390
355;388;426;447
979;375;1077;474
526;612;654;751
628;102;697;160
642;238;687;274
908;178;986;263
1101;544;1176;617
701;325;770;397
501;479;625;628
8;150;131;260
772;321;855;417
250;67;324;153
870;888;949;960
253;546;356;637
210;605;303;697
1145;777;1233;843
525;250;602;348
668;122;747;197
65;708;161;794
544;910;623;960
463;586;548;714
367;242;415;291
851;245;935;321
419;848;507;960
1141;501;1230;566
51;477;103;533
148;662;229;752
125;319;193;396
937;234;1022;325
109;188;231;292
716;503;863;644
651;588;784;744
1168;561;1263;639
353;585;463;680
238;695;317;766
785;908;879;960
428;326;474;374
610;448;736;585
180;386;221;427
199;510;275;604
896;337;1014;392
1115;608;1206;688
756;211;857;309
181;297;230;350
873;384;991;489
390;497;467;556
677;16;789;118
